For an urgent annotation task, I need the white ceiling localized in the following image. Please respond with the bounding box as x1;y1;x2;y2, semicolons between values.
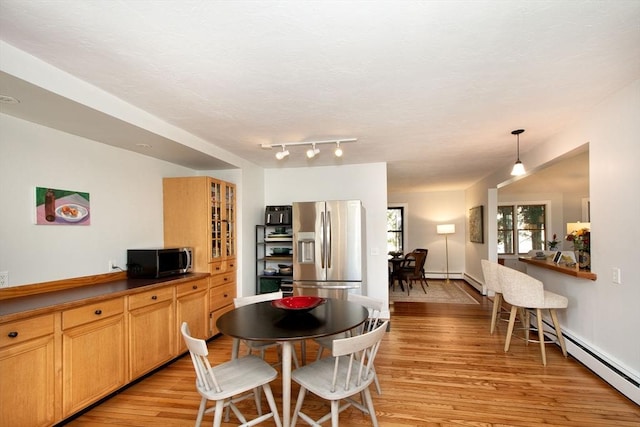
0;0;638;193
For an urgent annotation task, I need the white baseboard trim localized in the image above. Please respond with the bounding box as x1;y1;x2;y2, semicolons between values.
462;273;484;294
531;312;640;405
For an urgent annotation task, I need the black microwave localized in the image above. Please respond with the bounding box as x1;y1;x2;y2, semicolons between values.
126;247;193;278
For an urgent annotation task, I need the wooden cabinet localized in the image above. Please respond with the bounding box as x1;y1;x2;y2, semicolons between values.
176;278;208;351
163;176;237;338
128;286;175;379
163;176;236;271
1;273;212;426
0;313;58;427
209;271;236;336
61;298;126;417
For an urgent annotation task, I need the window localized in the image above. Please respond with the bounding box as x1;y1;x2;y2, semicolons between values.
387;207;404;254
498;203;547;254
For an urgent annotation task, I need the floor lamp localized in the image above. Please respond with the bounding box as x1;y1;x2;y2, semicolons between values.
437;224;455;283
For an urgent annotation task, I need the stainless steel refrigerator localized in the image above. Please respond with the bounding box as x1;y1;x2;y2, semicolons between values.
292;200;364;299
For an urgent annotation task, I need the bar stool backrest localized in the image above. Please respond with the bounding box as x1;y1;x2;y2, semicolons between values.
497;266;545;307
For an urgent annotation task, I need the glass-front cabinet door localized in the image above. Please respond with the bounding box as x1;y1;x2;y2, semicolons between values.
210;180;222;260
225;183;236;258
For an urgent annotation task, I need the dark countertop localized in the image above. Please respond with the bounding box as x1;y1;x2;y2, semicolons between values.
0;272;210;322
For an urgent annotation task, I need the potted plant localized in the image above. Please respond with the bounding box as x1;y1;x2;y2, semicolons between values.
547;233;560;250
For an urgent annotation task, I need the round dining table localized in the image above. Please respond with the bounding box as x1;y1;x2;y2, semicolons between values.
216;297;369;427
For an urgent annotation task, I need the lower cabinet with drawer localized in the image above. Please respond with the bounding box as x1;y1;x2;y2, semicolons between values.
0;313;58;427
128;286;176;380
0;273;213;425
61;297;126;417
209;270;236;336
176;278;209;352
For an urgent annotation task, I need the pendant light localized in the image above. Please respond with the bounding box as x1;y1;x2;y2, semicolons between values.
510;129;526;176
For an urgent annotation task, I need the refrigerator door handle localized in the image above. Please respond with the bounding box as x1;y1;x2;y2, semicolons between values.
326;210;332;268
320;211;325;269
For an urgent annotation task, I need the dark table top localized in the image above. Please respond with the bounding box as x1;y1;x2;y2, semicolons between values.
216;298;368;341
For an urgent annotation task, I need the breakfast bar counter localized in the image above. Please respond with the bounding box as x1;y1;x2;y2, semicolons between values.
518;257;597;281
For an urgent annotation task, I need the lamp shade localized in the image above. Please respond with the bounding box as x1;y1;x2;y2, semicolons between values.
567;222;590;234
511;161;526;176
437;224;456;234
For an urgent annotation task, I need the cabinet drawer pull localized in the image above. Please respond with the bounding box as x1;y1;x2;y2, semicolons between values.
95;309;102;315
224;277;228;282
8;331;18;338
223;293;228;298
215;266;221;271
192;285;198;290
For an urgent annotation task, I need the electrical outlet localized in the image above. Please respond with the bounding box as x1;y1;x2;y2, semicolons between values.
612;268;622;284
0;271;8;288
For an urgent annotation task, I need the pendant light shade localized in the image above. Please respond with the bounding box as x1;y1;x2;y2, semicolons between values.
510;129;526;176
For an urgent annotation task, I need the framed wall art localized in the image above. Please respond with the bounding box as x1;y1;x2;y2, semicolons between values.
469;205;483;243
35;186;91;225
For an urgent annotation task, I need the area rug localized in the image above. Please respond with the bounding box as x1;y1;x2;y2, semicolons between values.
389;280;479;304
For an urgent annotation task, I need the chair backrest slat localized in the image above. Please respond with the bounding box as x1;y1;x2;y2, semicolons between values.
234;291;283;308
330;320;388;392
347;293;384;333
181;322;222;393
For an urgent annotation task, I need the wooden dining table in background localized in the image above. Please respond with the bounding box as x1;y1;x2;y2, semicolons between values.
216;298;368;427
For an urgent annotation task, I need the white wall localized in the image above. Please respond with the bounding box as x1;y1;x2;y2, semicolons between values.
387;190;466;279
264;163;389;308
466;79;640;403
0;114;195;285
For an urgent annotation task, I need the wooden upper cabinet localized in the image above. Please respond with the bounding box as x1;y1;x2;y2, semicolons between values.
163;177;236;272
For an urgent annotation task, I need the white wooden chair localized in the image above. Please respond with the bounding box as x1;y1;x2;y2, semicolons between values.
314;293;385;394
180;322;282;427
233;291;300;368
496;266;569;366
291;320;389;427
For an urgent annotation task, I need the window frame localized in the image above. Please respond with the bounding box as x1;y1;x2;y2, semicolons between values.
498;202;549;255
387;205;407;255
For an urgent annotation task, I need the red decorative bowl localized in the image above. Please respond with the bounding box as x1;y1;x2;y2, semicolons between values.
271;296;326;312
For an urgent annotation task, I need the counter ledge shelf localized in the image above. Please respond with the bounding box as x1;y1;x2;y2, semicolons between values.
518;256;597;281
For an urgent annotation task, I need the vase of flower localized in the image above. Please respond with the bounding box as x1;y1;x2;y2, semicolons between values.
566;228;590;269
547;233;560;251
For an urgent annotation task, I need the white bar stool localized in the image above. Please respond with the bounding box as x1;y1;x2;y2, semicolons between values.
497;265;568;366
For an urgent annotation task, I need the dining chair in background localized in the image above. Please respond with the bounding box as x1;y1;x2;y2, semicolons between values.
314;293;385;394
180;322;282;427
291;320;389;427
414;248;429;282
400;250;428;295
496;266;569;366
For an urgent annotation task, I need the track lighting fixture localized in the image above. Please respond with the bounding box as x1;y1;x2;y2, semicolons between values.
260;138;357;160
510;129;526;176
275;145;289;160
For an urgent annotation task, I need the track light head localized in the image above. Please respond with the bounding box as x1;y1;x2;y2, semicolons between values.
306;144;320;159
275;146;289;160
334;142;343;157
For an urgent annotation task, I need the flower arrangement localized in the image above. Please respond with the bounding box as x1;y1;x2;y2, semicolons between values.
547;233;560;250
566;228;590;252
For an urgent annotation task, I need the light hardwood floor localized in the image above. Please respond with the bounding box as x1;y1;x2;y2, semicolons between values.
66;281;639;426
